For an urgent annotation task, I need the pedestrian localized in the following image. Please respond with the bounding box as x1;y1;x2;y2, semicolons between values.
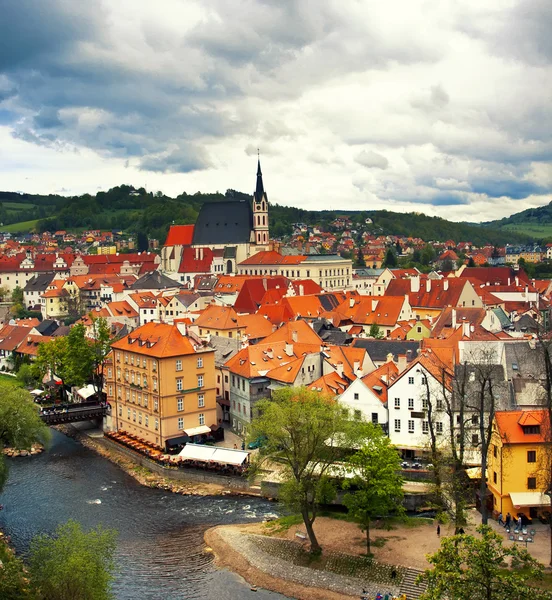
505;513;511;529
233;444;237;449
437;524;441;536
517;516;522;531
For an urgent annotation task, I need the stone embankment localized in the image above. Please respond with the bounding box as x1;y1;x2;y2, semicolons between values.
54;425;248;497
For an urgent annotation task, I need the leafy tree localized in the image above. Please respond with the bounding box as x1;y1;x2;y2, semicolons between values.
0;383;50;493
17;363;40;387
64;324;94;387
249;387;367;554
343;427;404;553
418;525;549;600
0;542;34;600
11;286;24;305
420;244;436;266
0;384;50;452
467;256;476;268
36;337;69;399
136;231;149;252
88;317;112;396
441;258;453;272
0;284;10;302
29;520;118;600
368;323;384;339
383;248;397;267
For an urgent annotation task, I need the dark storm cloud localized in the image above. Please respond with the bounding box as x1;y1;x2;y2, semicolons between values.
470;179;550;200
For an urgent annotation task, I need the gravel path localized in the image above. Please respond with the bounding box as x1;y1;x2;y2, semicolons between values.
217;528;401;599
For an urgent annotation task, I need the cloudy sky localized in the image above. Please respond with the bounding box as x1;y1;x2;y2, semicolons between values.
0;0;551;222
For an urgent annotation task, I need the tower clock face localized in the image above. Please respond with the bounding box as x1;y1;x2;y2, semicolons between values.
256;205;261;211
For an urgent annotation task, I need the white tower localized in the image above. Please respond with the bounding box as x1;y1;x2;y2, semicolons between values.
252;157;269;247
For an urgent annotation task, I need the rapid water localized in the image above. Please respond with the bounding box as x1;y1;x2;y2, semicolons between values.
0;429;290;599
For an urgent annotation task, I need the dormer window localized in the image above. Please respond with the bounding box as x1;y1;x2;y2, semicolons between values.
522;425;540;435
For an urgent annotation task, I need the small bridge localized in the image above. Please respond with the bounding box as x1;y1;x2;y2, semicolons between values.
40;403;108;425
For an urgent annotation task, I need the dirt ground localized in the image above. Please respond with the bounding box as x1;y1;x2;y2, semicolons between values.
252;509;552;570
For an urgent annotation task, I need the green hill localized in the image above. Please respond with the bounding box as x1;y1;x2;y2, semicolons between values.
483;201;552;240
0;186;532;246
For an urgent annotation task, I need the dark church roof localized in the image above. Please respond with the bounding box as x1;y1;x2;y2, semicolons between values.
254;159;267;204
192;200;253;246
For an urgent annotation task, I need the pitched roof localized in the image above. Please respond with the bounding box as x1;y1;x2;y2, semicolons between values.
352;339;421;362
386;278;470;309
334;295;407;327
194;304;240;330
495;410;549;444
261;320;323;348
237;313;274;340
459;267;530;286
361;361;399;403
0;325;31;351
164;224;195;246
233;277;289;314
110;322;202;357
323;345;368;380
192;200;253;245
129;271;178;290
239;251;305;266
17;334;55;356
309;371;349;396
178;246;214;274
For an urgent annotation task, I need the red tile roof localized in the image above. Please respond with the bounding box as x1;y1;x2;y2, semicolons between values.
164;225;195;246
110;322;201;357
495;410;549;444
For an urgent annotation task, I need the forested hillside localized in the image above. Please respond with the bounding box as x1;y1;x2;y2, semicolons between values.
0;186;532;245
483;200;552;239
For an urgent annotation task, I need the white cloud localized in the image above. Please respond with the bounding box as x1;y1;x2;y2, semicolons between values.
0;0;549;222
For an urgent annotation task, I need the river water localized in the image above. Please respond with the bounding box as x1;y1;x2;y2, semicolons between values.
0;429;290;600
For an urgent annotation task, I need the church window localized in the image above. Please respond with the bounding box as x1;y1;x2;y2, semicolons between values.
262;215;266;225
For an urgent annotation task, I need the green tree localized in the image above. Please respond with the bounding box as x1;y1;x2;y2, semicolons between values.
0;383;50;492
88;317;112;396
467;256;476;268
11;286;24;305
29;520;118;600
356;247;366;268
418;525;548;600
64;324;94;387
0;542;34;600
343;427;404;553
17;363;40;387
249;387;367;554
36;337;69;399
368;323;384;339
383;248;397;267
420;244;436;266
136;231;149;252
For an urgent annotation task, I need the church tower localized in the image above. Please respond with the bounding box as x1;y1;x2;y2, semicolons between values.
252;157;269;247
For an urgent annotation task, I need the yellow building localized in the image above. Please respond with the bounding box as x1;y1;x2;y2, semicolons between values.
191;304;245;340
106;322;217;450
97;245;117;255
487;410;551;521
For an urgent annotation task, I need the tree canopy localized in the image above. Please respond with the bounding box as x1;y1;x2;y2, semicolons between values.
343;427;404;553
418;525;549;600
29;520;118;600
249;387;368;553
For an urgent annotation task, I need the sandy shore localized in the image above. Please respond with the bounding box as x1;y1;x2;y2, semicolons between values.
205;524;360;600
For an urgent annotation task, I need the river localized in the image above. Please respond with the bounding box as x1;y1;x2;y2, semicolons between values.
0;429;291;600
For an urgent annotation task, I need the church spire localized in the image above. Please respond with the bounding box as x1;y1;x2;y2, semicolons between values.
254;152;266;202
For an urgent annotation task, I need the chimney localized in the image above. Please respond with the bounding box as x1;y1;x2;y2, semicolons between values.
299;284;304;296
371;299;378;312
386;352;394;363
336;362;344;377
397;353;407;372
353;359;361;375
285;343;294;356
507;277;510;285
410;276;420;293
200;248;204;260
515;276;519;286
462;322;471;338
291;329;298;343
195;248;199;260
426;279;431;292
406;349;413;362
443;279;449;291
349;298;355;308
451;308;457;329
176;321;187;337
266;348;274;359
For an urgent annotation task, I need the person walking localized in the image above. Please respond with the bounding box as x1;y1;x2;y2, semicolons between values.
505;513;511;529
437;524;441;536
498;512;504;526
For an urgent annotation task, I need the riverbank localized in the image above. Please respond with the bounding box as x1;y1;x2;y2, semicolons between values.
54;424;259;497
205;525;362;600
